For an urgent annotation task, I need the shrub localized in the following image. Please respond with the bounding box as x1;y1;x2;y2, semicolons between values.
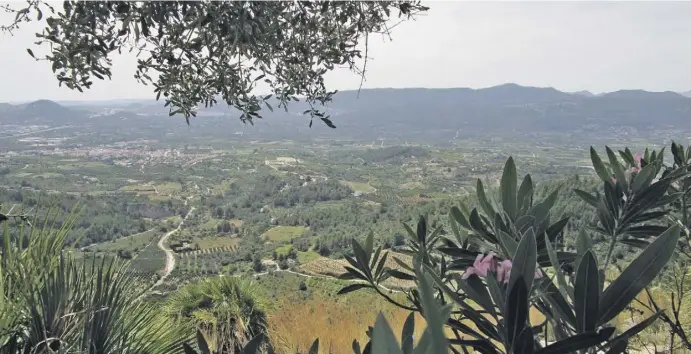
165;277;268;352
321;147;691;353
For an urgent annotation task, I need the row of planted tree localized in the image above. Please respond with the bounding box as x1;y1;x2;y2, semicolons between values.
2;142;691;353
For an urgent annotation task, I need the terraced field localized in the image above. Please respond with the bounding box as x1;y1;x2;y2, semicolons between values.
299;251;416;289
341;180;376;193
88;229;157;252
263;226;307;242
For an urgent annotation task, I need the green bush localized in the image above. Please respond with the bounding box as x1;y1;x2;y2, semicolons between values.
327;146;690;353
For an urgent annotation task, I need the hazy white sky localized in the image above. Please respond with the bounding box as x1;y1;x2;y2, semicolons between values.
0;1;690;102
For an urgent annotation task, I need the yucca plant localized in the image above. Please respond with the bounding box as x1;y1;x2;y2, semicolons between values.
0;208;188;354
336;146;690;353
181;329;268;354
166;277;269;354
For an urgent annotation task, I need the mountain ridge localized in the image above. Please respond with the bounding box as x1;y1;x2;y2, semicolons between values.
2;84;690;143
3;83;689;107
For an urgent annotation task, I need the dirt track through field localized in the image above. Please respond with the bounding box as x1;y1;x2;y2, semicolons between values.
151;207;195;289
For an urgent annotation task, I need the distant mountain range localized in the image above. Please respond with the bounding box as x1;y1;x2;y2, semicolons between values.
681;90;691;98
2;83;690;143
571;90;595;97
0;99;86;125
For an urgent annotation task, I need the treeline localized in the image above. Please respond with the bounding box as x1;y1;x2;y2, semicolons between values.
0;187;186;246
201;173;354;220
273;179;352;207
357;146;430;164
270;174;607;258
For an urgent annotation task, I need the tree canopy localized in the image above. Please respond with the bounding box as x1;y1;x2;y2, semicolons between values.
2;1;428;126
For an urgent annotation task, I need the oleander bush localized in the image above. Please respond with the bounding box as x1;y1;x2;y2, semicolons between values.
326;145;691;354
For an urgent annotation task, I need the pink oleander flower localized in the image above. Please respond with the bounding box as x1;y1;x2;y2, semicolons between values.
634;152;642;166
631;152;643;173
462;253;543;284
497;259;512;283
462;253;496;279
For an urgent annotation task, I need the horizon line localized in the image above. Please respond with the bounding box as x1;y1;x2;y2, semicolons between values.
4;83;690;105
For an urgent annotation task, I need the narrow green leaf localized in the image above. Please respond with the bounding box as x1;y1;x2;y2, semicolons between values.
495;212;509;234
544;235;570;301
607;146;628;191
545;217;570;243
619;149;635;166
538;279;577;328
388;269;415;281
352;340;362;354
447;339;499;353
574;189;598;208
619;238;650;249
337;283;370;295
598;225;680;325
576;230;594;260
514;328;535;354
591;147;613;183
374;252;389;281
631;163;656;192
606;311;662;350
371;246;382;270
469;208;498;244
604;340;628;354
352;239;371;279
365;231;374;260
506;277;529;351
416;269;449;354
497;230;519;259
623;225;669;239
344;255;362;273
340;266;366;280
476;179;496;217
392;257;414;273
527;190;559;226
508;228;537;292
448;212;467;246
437;246;479;259
450;206;471;230
307;338;319;354
459;275;497;318
447;317;487;341
629;210;668;224
416;216;426;244
501;157;518;220
411;328;430;354
486;271;506;315
424;265;502;342
575;250;599;333
401;312;415;354
517;174;534;215
535;327;615;354
402;222;418;244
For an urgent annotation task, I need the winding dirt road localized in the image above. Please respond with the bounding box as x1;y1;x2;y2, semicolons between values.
152;207;195;288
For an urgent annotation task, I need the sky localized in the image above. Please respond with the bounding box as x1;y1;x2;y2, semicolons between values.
0;1;690;102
